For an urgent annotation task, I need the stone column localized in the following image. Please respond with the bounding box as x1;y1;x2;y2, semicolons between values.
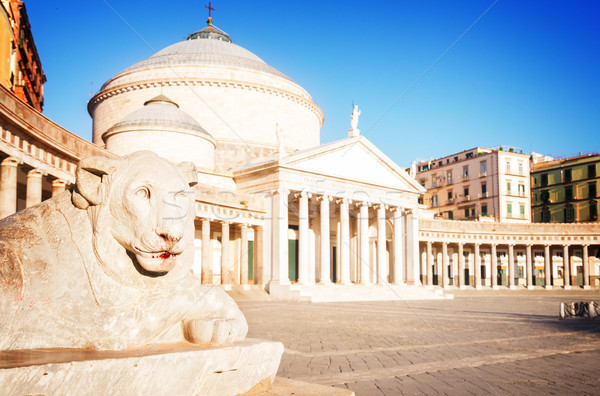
51;179;67;197
297;192;310;285
392;208;404;285
475;243;482;289
240;224;249;285
271;189;290;286
544;244;552;289
339;199;351;284
0;157;18;219
458;243;465;289
562;245;571;289
508;244;516;289
583;244;590;289
221;222;231;284
491;244;498;289
359;202;370;285
318;195;331;284
526;244;533;290
26;168;43;208
426;241;433;288
442;242;449;289
376;205;387;284
201;219;212;284
405;209;421;285
253;226;264;287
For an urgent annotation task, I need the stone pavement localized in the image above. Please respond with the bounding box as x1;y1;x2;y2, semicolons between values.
238;289;600;395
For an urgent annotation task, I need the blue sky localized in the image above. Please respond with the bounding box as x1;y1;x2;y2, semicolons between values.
27;1;599;166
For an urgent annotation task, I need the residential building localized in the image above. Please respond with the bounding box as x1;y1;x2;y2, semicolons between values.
414;146;531;222
0;0;45;111
531;153;599;223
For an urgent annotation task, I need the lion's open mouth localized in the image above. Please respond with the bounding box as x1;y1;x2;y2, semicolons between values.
134;248;181;260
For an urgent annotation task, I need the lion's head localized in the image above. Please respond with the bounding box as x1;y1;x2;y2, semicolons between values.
72;151;198;288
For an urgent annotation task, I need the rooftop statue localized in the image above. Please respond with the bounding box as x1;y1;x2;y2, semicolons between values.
350;105;361;131
0;151;248;350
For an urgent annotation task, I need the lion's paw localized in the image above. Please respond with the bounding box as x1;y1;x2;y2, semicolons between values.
182;317;248;345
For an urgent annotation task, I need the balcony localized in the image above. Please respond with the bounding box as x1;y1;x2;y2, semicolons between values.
479;192;488;199
462;175;470;182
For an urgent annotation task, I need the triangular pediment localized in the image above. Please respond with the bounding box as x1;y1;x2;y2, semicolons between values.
280;137;425;193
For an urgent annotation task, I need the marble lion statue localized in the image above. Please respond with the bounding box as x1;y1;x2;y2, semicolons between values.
0;151;247;350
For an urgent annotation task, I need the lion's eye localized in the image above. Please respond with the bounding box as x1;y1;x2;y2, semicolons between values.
135;187;151;200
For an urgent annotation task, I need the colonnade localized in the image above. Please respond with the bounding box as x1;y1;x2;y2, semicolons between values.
269;189;419;287
0;156;68;219
420;241;594;289
196;218;264;286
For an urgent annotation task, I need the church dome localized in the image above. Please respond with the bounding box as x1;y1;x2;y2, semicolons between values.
89;21;323;170
104;95;213;139
116;27;293;83
102;95;216;170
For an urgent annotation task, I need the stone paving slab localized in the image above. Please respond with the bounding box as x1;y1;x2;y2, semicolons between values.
238;289;600;395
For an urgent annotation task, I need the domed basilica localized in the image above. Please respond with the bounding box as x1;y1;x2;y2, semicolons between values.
88;18;425;300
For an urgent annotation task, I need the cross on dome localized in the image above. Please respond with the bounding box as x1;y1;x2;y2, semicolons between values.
205;2;215;25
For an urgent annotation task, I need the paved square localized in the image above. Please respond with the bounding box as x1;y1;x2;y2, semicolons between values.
238;289;600;395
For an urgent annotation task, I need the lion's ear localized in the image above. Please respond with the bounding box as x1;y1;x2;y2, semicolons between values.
178;161;198;187
73;156;116;209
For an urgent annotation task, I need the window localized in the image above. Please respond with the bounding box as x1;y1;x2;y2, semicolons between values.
590;182;597;199
506;160;511;173
564;169;572;183
565;186;573;201
520;204;525;219
419;179;426;187
518;162;524;175
589;164;596;178
438;161;442;167
591;201;598;220
464;187;469;197
454;156;458;162
541;173;548;187
418;197;423;205
518;184;525;197
432;194;438;207
506;181;512;195
564;203;575;223
466;152;473;159
447;171;453;185
463;166;469;179
431;174;438;187
481;183;487;194
447;191;453;200
481;205;488;216
464;208;469;217
507;203;513;217
541;190;550;203
447;211;453;220
480;161;487;176
541;206;551;223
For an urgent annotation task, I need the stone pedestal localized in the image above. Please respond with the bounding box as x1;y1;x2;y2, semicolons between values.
0;339;283;396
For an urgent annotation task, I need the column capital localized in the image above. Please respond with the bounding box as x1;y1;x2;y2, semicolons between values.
27;168;44;177
239;223;248;229
404;208;414;215
218;220;231;225
355;201;371;208
582;243;590;248
294;191;312;199
271;187;290;196
389;206;404;213
315;194;332;202
1;157;19;167
336;197;351;205
51;178;67;187
373;203;388;210
252;225;263;231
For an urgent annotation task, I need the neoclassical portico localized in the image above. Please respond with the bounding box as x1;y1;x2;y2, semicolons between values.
233;136;425;298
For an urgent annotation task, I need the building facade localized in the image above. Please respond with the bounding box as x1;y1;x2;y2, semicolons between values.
0;0;45;111
531;154;600;223
414;146;531;222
